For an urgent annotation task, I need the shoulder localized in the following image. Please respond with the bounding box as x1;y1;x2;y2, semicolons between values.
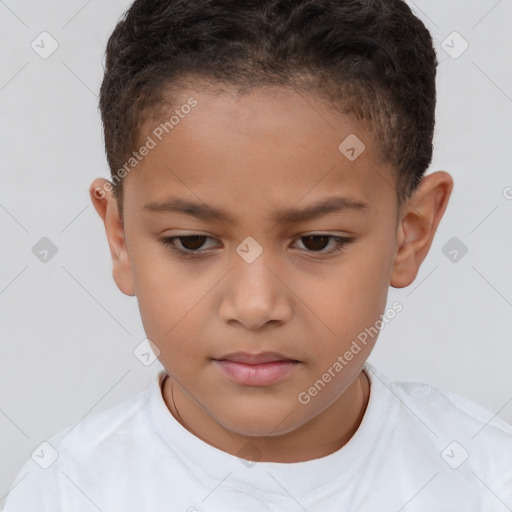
365;364;512;492
389;374;512;442
2;373;159;511
54;384;148;452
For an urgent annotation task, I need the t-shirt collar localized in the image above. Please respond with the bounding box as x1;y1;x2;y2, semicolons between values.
146;362;397;497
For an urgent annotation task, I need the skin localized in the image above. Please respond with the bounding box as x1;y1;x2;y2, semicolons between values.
89;85;453;463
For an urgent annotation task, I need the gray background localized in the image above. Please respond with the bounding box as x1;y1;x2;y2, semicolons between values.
1;0;511;506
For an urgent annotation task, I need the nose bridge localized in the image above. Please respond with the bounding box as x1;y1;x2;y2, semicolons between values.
231;246;278;301
218;243;292;329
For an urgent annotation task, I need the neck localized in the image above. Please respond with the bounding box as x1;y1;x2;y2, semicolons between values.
162;371;370;463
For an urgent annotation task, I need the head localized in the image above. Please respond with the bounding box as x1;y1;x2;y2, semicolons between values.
90;0;452;437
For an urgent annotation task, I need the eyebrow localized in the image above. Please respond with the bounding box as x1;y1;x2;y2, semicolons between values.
143;195;368;224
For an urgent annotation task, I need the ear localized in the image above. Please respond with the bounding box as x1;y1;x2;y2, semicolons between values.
391;171;453;288
89;178;135;296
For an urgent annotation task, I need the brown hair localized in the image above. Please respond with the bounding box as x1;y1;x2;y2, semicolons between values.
100;0;437;217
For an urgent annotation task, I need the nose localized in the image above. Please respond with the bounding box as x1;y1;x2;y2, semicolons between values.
218;255;293;331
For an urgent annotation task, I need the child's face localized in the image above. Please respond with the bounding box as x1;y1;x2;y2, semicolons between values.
91;85;452;438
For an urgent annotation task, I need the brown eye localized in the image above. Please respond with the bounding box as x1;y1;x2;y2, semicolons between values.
160;233;354;260
293;235;354;256
300;235;331;251
176;235;208;251
160;235;217;256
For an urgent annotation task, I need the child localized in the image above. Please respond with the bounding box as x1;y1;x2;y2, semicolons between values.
4;0;512;510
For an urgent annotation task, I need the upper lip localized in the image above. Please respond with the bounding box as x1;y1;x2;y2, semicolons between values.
214;351;298;364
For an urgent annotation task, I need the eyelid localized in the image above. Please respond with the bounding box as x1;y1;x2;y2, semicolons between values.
159;232;355;258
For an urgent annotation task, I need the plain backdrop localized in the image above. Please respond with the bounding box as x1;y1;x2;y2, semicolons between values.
1;0;511;505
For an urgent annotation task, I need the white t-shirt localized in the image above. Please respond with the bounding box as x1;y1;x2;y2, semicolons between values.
3;363;512;512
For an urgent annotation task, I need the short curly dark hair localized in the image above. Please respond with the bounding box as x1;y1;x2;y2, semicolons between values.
99;0;437;216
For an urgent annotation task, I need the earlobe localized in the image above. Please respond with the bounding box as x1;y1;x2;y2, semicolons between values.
390;171;453;288
89;178;135;297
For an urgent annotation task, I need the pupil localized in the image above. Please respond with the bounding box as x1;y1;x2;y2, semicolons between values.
304;235;328;251
182;236;206;250
179;235;330;252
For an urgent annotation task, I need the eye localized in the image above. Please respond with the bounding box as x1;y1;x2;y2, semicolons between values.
159;234;354;259
292;235;354;255
160;235;217;256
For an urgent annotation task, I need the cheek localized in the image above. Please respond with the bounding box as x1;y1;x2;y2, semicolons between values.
129;244;207;346
305;238;395;359
350;248;393;306
314;250;392;319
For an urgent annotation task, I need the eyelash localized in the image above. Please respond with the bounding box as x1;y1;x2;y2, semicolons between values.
159;234;354;259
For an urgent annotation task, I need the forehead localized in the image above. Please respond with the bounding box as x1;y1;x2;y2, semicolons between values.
126;85;396;223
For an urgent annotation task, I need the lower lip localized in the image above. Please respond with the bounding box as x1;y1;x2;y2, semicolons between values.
214;360;299;387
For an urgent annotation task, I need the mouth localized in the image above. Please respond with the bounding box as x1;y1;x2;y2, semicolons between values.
212;351;301;387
